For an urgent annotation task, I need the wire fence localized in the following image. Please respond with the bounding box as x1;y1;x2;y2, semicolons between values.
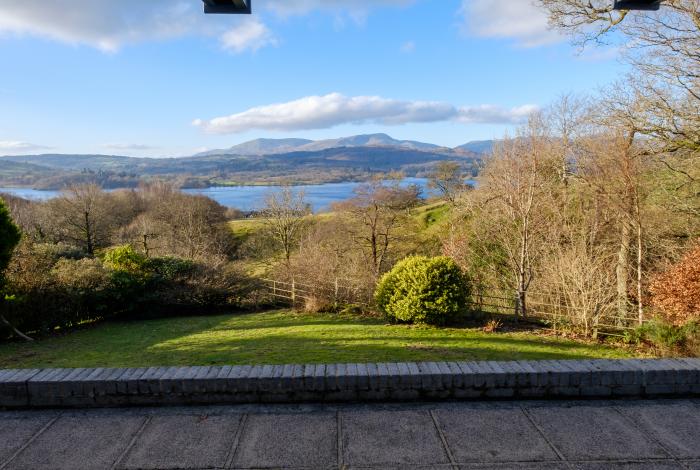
261;278;643;337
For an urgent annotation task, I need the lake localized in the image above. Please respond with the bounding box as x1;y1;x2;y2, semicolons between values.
0;177;466;212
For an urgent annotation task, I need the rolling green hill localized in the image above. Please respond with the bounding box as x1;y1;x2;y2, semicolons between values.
0;146;482;189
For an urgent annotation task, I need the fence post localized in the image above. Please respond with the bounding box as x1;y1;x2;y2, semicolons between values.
291;279;296;305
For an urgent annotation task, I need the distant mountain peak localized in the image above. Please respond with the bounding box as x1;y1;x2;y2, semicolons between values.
195;133;450;157
195;138;313;157
454;140;494;155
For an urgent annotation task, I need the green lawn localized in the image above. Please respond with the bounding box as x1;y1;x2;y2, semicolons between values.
0;310;640;369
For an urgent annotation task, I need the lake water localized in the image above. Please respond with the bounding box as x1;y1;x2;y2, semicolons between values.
0;177;461;212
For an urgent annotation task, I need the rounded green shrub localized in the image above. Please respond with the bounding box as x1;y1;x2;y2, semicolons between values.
375;255;470;325
148;257;196;281
103;245;149;274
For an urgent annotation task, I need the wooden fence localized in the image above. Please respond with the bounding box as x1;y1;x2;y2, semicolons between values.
261;278;373;308
261;278;642;337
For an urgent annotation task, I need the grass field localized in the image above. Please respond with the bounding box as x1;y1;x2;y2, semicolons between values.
0;311;640;369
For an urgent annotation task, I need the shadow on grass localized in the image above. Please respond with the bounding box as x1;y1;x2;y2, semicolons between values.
114;310;385;331
0;311;632;369
146;333;622;364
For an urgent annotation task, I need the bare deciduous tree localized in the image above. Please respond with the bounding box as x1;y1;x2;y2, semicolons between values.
47;184;112;255
463;115;559;319
334;177;420;278
121;213;160;258
150;193;232;262
427;161;469;204
261;187;311;274
538;0;700;154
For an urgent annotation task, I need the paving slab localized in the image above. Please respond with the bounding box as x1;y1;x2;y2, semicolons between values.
121;414;241;469
341;410;450;467
615;401;700;459
459;464;569;470
232;412;337;468
7;414;144;470
572;461;685;469
346;466;454;470
434;405;559;463
524;403;669;461
1;399;698;469
0;414;56;466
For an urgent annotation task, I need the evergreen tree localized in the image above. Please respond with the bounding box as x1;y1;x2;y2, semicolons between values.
0;197;28;340
0;197;21;279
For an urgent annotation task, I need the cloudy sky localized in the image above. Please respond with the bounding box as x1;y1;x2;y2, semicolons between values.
0;0;625;156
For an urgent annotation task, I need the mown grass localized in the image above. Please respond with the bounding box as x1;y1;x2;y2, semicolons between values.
229;218;266;241
0;310;639;369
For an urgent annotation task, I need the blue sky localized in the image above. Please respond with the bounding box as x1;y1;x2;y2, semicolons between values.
0;0;627;157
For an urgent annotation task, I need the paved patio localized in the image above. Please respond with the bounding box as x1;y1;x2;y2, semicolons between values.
1;399;698;469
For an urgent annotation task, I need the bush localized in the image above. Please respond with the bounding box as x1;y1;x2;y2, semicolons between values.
30;242;86;261
148;257;196;281
1;239;258;337
649;242;700;326
2;254;116;334
102;245;149;274
375;255;470;325
52;257;116;319
627;319;700;356
139;261;257;314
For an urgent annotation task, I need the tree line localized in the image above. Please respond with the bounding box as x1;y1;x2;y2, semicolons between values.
0;183;255;339
255;0;699;347
0;0;697;351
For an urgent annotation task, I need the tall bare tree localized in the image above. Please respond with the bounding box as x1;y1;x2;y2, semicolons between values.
121;214;160;258
261;187;311;274
464;115;559;319
547;93;590;185
47;184;112;255
334;177;420;278
538;0;700;153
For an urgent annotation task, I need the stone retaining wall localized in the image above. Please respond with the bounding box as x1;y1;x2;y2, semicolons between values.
1;359;698;408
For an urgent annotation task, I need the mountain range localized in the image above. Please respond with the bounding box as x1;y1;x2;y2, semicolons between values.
195;133;477;156
0;134;494;190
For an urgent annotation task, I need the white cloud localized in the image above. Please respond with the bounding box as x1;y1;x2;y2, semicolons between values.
458;104;540;124
0;0;413;52
193;93;537;134
0;1;201;52
103;143;158;151
265;0;413;21
460;0;562;47
220;18;277;53
0;141;51;154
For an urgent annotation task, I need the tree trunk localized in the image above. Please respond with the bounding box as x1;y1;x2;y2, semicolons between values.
616;220;631;319
84;211;93;255
142;234;150;258
518;286;527;319
636;218;644;325
0;314;33;341
370;232;379;277
634;150;645;325
518;235;529;319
